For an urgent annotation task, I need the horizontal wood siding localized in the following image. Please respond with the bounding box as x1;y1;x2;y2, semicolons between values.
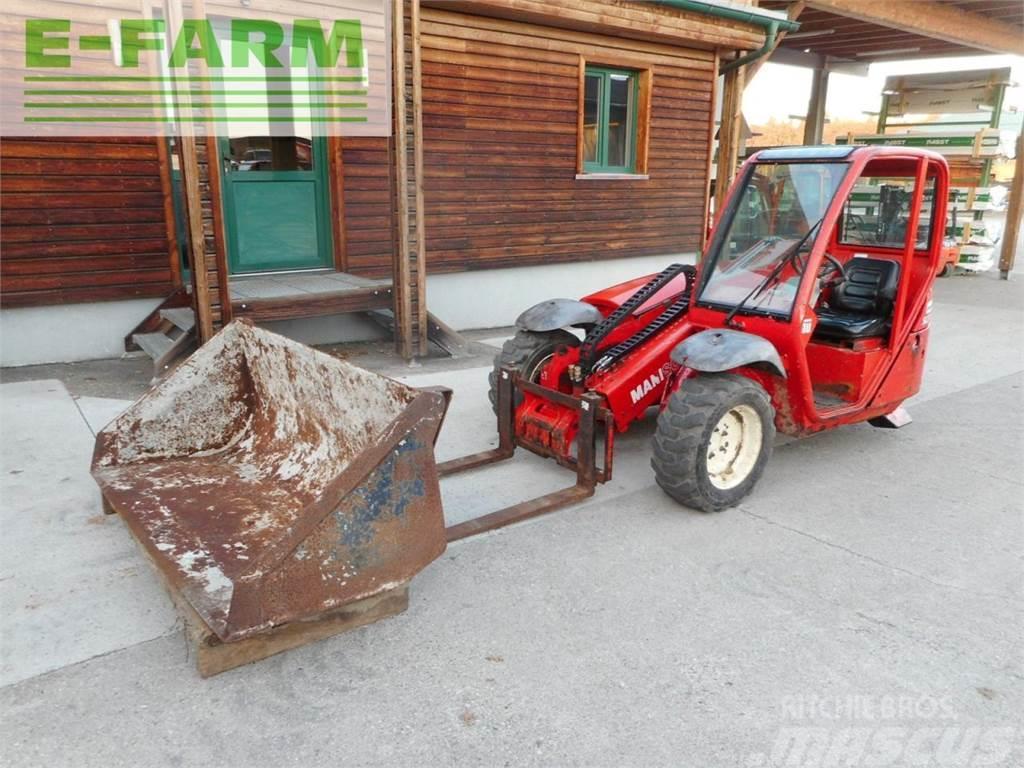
425;0;764;50
342;137;397;280
417;9;714;273
341;7;715;280
1;137;175;307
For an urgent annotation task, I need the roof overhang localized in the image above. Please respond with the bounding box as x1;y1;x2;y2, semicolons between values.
761;0;1024;65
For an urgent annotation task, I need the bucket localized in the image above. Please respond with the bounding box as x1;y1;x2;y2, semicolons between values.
92;321;449;643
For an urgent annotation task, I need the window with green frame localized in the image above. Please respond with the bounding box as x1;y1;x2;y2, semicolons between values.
582;66;639;174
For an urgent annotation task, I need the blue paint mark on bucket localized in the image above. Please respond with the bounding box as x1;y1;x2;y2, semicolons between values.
331;436;427;569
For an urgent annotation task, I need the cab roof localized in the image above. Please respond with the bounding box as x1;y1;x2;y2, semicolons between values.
754;146;857;161
751;145;947;164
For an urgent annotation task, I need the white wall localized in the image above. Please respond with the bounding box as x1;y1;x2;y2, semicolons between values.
1;298;162;367
0;253;697;365
0;299;388;367
426;252;697;330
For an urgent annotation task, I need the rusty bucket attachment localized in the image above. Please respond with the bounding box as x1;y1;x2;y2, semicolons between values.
92;321;449;656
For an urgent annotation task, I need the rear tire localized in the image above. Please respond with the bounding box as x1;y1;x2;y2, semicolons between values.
651;374;775;512
488;330;579;412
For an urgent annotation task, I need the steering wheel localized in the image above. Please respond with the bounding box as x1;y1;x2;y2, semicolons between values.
818;253;847;288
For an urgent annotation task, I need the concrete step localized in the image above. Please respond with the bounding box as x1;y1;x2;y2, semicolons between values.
132;332;173;360
160;307;195;332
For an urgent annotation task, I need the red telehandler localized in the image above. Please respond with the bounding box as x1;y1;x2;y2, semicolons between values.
90;145;950;671
439;145;949;538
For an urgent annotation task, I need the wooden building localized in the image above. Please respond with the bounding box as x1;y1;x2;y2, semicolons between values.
1;0;790;365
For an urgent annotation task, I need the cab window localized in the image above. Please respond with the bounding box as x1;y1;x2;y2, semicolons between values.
840;176;939;250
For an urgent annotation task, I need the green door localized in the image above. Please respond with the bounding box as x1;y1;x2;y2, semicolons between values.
219;135;333;274
207;17;334;275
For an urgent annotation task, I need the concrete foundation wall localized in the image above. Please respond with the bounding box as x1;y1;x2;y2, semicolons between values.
426;253;696;330
1;299;162;368
0;253;696;366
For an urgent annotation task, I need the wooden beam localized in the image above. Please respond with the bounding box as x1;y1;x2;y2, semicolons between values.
154;138;181;290
702;49;719;253
142;0;180;293
806;0;1024;56
391;0;414;360
715;65;745;206
231;285;394;323
205;134;232;326
178;138;213;342
576;55;586;175
999;131;1024;279
192;587;409;678
745;1;806;85
803;66;829;145
164;0;212;342
411;0;429;355
328;136;349;273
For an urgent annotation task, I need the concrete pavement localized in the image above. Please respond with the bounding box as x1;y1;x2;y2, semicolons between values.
0;271;1021;767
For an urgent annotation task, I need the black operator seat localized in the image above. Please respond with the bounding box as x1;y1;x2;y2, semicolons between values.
814;257;900;341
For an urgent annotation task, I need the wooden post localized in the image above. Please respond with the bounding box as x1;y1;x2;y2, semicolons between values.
410;0;428;355
999;131;1024;280
715;65;745;205
876;93;890;134
701;50;720;252
178;134;214;343
140;0;181;292
155;138;182;290
205;134;232;326
391;0;414;359
165;0;213;342
328;136;349;273
803;66;829;146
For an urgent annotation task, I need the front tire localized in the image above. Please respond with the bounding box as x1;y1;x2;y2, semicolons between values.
651;374;775;512
939;262;955;277
488;330;579;412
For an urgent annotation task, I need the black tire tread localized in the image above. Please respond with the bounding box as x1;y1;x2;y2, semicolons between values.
651;374;775;513
487;330;578;411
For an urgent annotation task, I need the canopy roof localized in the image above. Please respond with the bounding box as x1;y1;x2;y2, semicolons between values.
761;0;1024;65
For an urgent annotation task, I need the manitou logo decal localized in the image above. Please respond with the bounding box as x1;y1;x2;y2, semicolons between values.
630;370;665;405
